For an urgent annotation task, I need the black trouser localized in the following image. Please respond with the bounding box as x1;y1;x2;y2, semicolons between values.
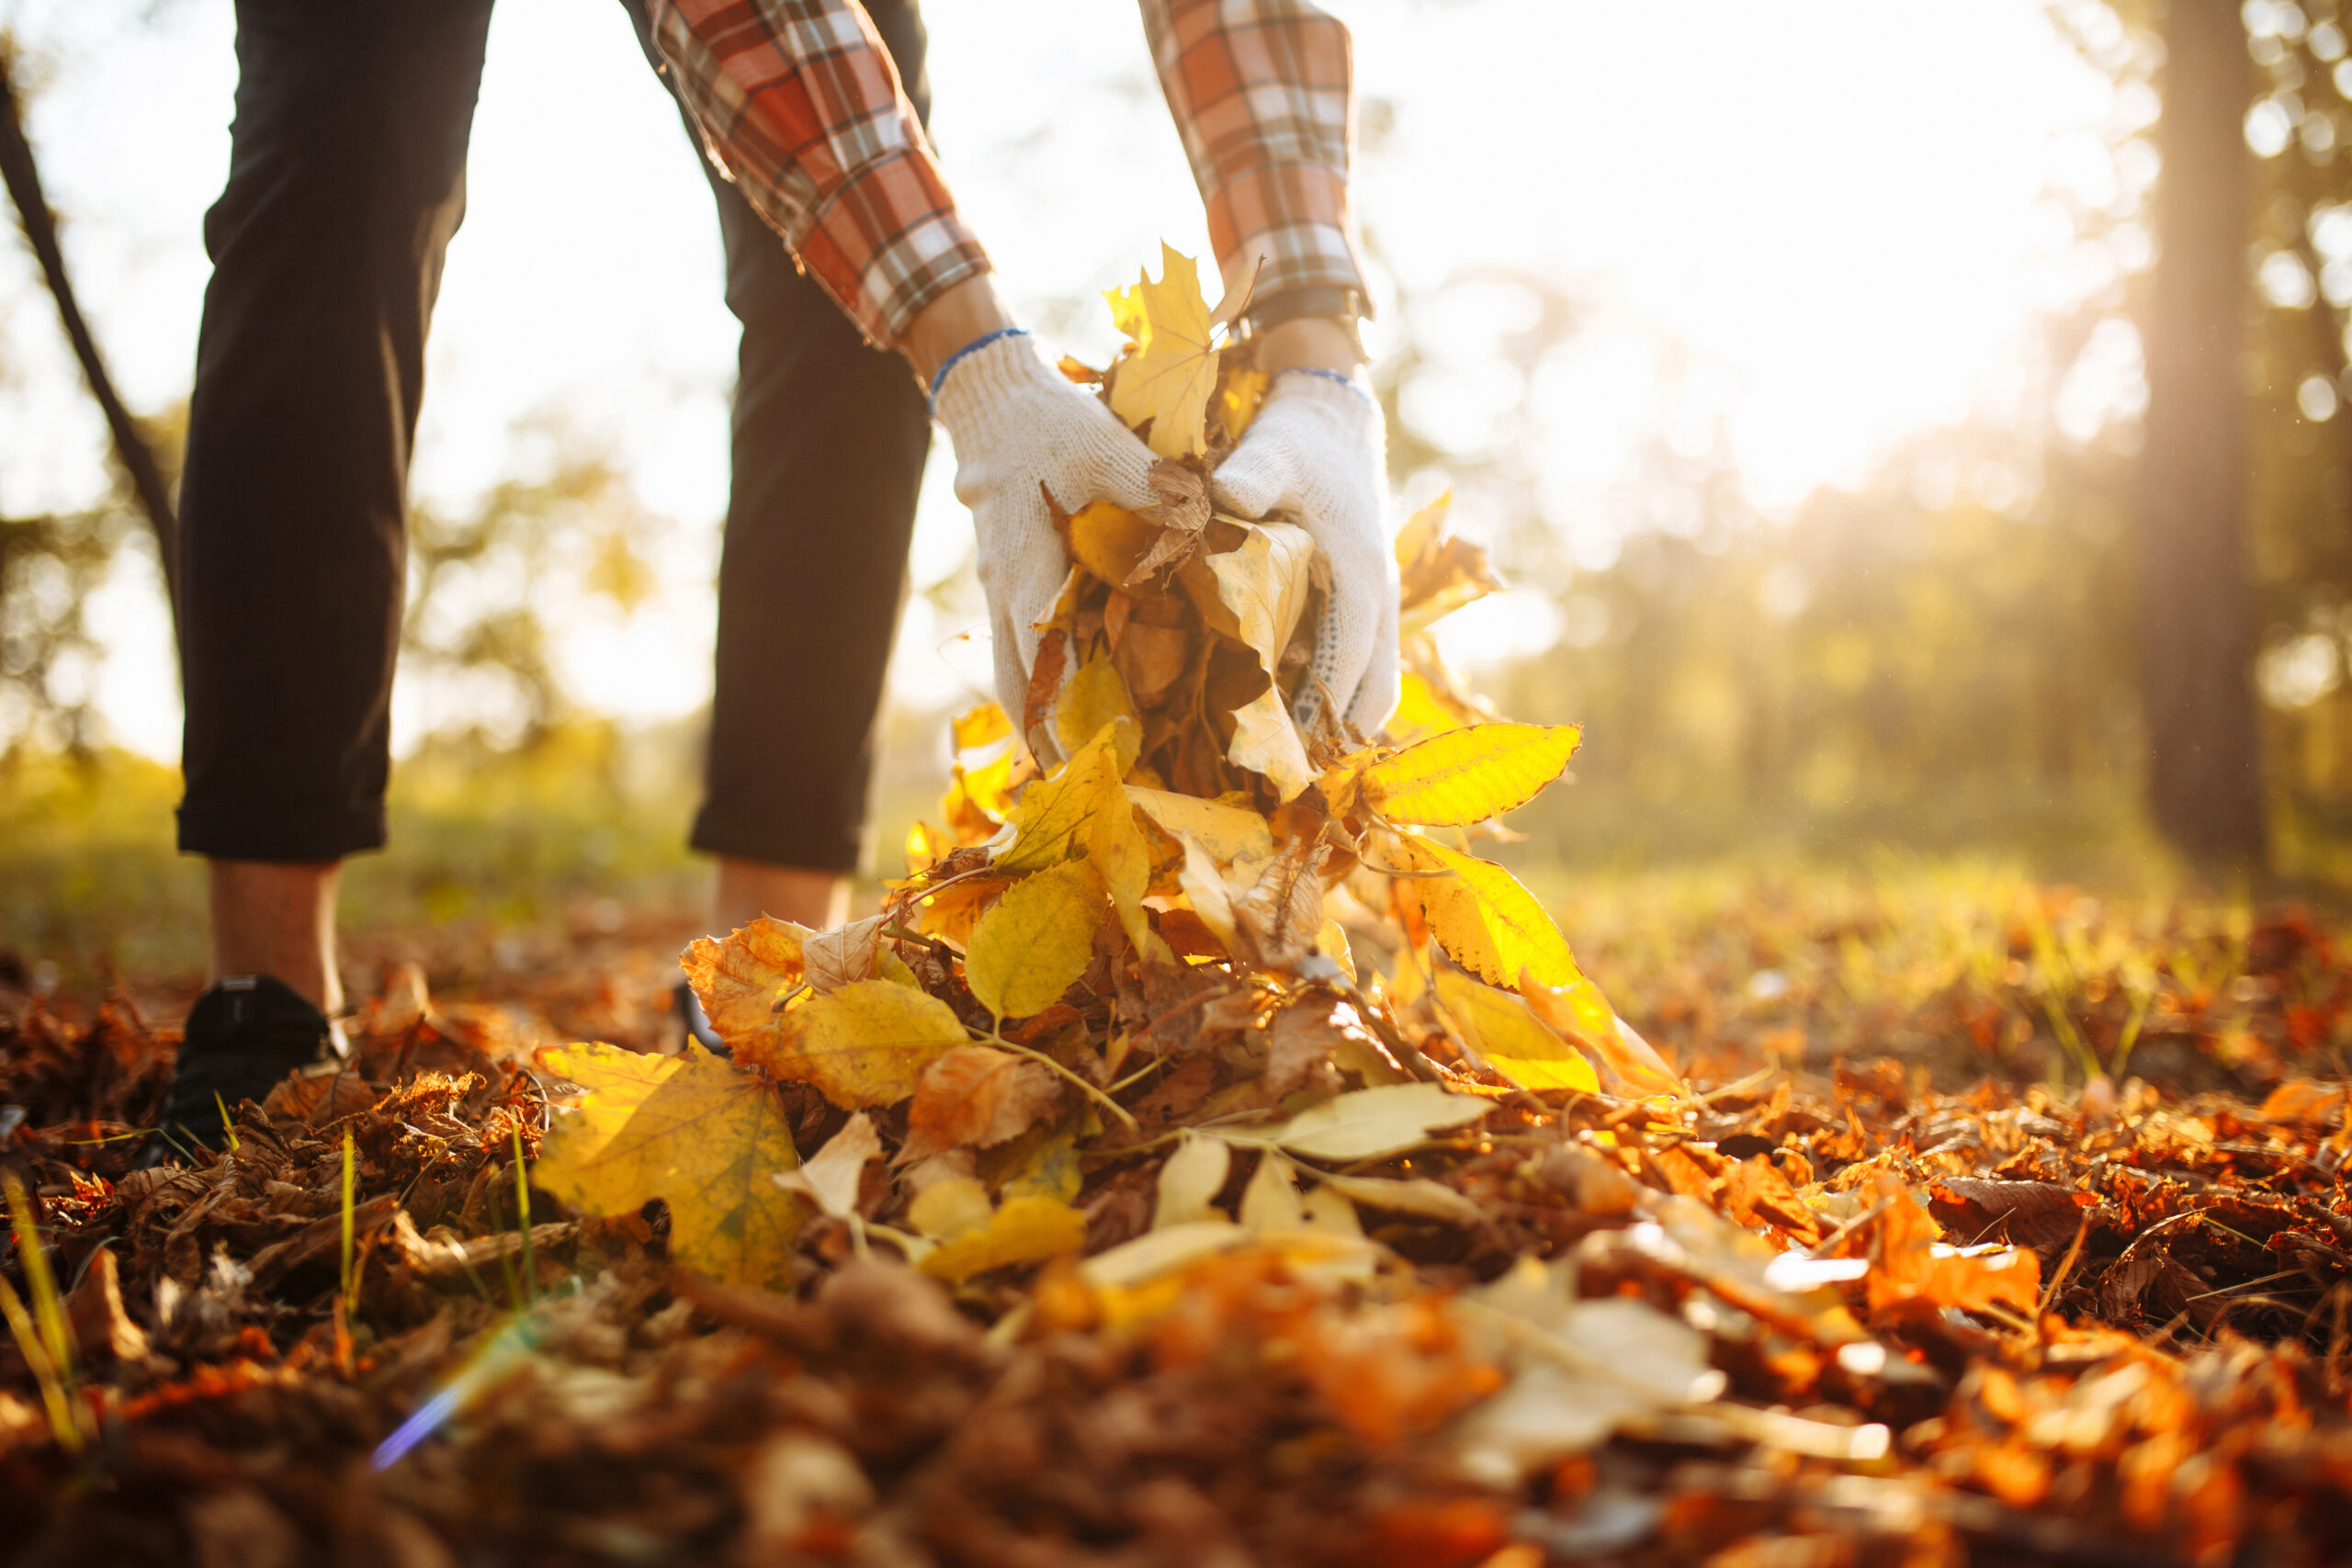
175;0;932;874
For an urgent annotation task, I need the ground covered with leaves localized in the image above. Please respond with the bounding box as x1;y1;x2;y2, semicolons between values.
10;253;2352;1567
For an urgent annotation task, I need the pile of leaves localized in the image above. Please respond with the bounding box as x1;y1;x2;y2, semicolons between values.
8;251;2352;1565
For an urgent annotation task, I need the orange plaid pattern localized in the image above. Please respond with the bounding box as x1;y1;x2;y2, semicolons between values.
649;0;1367;350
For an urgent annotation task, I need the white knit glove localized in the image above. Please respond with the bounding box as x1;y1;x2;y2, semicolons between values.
1210;370;1399;736
933;333;1157;740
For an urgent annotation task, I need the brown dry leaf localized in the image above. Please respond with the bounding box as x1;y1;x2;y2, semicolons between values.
902;1045;1064;1161
1235;836;1329;970
803;914;889;995
1862;1173;2041;1326
774;1111;881;1221
681;918;812;1053
1928;1179;2101;1255
1127;459;1212;585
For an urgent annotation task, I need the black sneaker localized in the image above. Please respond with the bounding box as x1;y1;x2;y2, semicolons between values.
673;980;728;1056
140;975;345;1165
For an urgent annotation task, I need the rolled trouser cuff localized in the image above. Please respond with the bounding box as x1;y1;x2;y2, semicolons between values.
176;796;386;863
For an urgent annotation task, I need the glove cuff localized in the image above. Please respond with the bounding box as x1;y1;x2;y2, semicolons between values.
933;332;1061;434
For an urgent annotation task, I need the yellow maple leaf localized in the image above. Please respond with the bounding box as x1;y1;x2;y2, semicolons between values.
919;1193;1090;1284
533;1043;802;1291
1363;722;1583;827
1105;243;1219;459
751;979;970;1109
1382;831;1582;989
1433;967;1600;1095
679;918;811;1056
965;859;1107;1021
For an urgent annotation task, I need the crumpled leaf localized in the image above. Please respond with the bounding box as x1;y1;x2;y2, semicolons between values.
1384;831;1583;989
755;980;970;1110
1435;967;1600;1095
680;918;811;1053
1202;522;1317;681
1128;459;1213;583
1261;1083;1490;1161
1105;243;1218;459
965;860;1106;1022
534;1043;802;1291
902;1045;1063;1162
775;1111;880;1221
1234;835;1329;969
804;914;890;995
1363;723;1582;827
1126;785;1275;871
1861;1173;2042;1325
918;1194;1090;1284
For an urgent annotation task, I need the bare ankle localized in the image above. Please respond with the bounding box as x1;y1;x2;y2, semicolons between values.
712;858;850;931
208;858;345;1015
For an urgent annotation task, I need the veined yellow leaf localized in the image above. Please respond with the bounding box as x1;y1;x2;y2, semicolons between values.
1382;671;1465;747
753;979;969;1109
1104;243;1218;459
1203;521;1317;678
533;1043;801;1291
1125;785;1275;870
1434;967;1600;1095
919;1193;1090;1283
1363;722;1582;826
1054;648;1140;765
1383;832;1582;989
965;860;1106;1021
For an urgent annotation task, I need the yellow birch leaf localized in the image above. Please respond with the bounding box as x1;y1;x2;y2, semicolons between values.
996;723;1131;874
1227;687;1315;802
965;860;1106;1021
1125;785;1275;870
919;1193;1089;1283
1054;648;1141;766
533;1043;802;1291
1104;243;1218;459
1434;967;1600;1095
679;918;811;1056
1066;501;1162;588
752;979;970;1109
1264;1082;1489;1161
1384;671;1466;747
1204;521;1317;676
1520;973;1683;1096
1363;722;1583;826
952;702;1012;753
909;1176;993;1239
1383;832;1582;989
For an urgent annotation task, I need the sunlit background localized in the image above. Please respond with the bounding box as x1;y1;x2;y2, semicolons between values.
7;0;2352;964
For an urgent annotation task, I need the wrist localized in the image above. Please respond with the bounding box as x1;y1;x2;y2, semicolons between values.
1250;315;1366;379
903;274;1020;389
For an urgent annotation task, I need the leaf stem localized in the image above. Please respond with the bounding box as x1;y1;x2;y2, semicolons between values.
986;1029;1138;1131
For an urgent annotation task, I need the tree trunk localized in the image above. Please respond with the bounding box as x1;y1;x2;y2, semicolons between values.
2135;0;2267;865
0;40;182;642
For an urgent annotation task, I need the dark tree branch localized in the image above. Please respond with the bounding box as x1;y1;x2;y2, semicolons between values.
0;39;182;652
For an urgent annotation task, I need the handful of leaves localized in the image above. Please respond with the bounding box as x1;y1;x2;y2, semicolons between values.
532;246;1674;1299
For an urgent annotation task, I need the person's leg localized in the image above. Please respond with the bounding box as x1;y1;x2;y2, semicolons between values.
158;0;493;1148
618;0;934;939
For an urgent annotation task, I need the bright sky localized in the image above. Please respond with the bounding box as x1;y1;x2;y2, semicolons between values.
0;0;2119;760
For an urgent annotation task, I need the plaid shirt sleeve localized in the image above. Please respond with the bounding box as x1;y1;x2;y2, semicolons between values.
1138;0;1372;314
647;0;990;348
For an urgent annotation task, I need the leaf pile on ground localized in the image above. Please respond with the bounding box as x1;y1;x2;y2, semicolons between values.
8;251;2352;1566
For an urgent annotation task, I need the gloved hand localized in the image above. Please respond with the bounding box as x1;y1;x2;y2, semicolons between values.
933;332;1157;742
1210;369;1399;737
